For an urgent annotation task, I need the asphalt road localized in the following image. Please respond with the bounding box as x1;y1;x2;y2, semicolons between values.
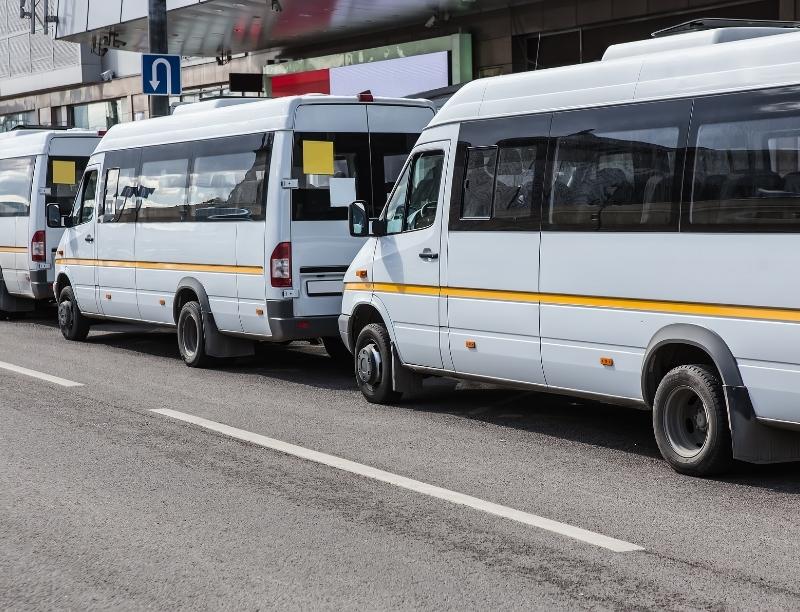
2;312;800;610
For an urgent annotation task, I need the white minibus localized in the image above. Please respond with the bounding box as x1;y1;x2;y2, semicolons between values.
341;20;800;476
53;95;434;364
0;128;100;316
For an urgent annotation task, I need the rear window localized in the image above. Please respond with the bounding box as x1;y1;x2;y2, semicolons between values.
47;156;89;216
291;132;418;221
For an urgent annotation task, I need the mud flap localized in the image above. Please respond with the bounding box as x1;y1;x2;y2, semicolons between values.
392;345;423;395
202;311;254;359
726;385;800;464
0;273;33;314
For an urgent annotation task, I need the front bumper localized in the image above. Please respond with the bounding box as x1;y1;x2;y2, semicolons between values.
266;299;339;342
338;314;351;352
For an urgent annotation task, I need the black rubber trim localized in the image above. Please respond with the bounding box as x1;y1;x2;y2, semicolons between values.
29;269;53;299
299;265;349;274
266;299;338;341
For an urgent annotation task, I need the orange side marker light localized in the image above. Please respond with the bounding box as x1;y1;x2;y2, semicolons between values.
600;357;614;367
355;269;368;279
466;340;477;349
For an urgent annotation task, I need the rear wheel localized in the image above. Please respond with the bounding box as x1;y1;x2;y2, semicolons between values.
322;336;351;363
354;323;401;404
653;364;733;476
177;301;209;368
58;286;90;341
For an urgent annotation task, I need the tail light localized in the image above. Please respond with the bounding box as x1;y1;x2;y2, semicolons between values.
270;242;292;287
31;230;46;262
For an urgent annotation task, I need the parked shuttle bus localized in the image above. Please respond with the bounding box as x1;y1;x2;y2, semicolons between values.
0;128;99;316
341;21;800;476
53;95;434;364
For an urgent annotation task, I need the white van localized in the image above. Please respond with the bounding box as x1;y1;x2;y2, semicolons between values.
0;128;99;315
340;21;800;476
53;95;434;365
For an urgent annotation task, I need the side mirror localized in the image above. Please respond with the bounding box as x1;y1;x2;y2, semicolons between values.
46;203;63;228
348;201;370;237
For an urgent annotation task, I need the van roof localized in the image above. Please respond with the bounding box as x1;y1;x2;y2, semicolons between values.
0;128;100;159
96;94;436;154
430;27;800;128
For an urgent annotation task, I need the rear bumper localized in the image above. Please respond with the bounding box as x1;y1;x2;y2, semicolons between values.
30;269;53;300
266;299;339;341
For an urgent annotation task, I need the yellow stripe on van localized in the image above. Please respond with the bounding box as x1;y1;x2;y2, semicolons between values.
0;246;27;253
55;258;263;275
344;281;800;324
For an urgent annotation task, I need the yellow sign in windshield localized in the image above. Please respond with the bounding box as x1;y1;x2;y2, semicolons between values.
52;160;76;185
302;140;334;175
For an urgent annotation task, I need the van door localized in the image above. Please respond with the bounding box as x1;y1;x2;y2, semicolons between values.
64;166;100;313
96;149;141;320
371;142;449;369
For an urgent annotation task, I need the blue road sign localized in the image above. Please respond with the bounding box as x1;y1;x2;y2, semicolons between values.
142;53;182;96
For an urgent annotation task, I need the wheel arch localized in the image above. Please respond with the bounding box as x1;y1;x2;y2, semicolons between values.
54;272;72;298
173;277;211;325
642;324;743;408
348;296;397;349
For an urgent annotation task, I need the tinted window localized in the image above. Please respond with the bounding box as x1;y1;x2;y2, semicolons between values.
292;132;371;221
137;145;189;223
462;147;496;219
547;101;688;231
47;157;89;217
369;133;419;215
493;144;537;219
691;114;800;229
101;149;140;223
0;156;34;218
73;170;98;226
188;135;269;222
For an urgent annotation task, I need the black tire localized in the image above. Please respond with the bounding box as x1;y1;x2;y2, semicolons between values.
354;323;401;404
653;364;733;477
177;301;209;368
57;286;90;341
322;336;351;363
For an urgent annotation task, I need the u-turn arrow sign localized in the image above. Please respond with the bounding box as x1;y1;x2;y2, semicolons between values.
142;53;182;96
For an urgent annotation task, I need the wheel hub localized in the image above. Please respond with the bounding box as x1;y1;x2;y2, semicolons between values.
664;386;710;458
356;343;382;386
58;300;72;328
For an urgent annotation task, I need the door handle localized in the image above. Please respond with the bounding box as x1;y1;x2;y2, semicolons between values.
419;249;438;261
84;235;94;243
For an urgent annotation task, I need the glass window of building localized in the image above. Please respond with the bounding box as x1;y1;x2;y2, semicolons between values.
71;100;124;130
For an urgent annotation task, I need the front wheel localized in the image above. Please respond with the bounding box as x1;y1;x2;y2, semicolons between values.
653;364;733;477
58;286;90;341
177;301;209;368
354;323;401;404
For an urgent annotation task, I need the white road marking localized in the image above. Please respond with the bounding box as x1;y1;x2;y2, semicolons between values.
0;360;83;387
151;408;644;553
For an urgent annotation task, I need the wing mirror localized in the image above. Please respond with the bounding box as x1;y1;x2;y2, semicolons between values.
348;201;387;238
46;203;72;228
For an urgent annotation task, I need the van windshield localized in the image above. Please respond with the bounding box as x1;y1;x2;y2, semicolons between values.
291;132;418;221
47;156;90;217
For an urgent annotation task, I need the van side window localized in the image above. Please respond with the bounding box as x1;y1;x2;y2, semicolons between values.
462;147;497;218
188;134;269;222
494;144;537;219
690;115;800;230
384;151;445;234
546;101;688;232
72;170;98;226
138;145;189;223
101;150;140;223
0;156;34;218
549;126;680;230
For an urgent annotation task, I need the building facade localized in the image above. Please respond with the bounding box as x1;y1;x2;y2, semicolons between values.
0;0;796;130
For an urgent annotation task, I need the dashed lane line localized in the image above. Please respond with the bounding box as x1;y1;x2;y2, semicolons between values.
151;408;645;553
0;360;83;387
